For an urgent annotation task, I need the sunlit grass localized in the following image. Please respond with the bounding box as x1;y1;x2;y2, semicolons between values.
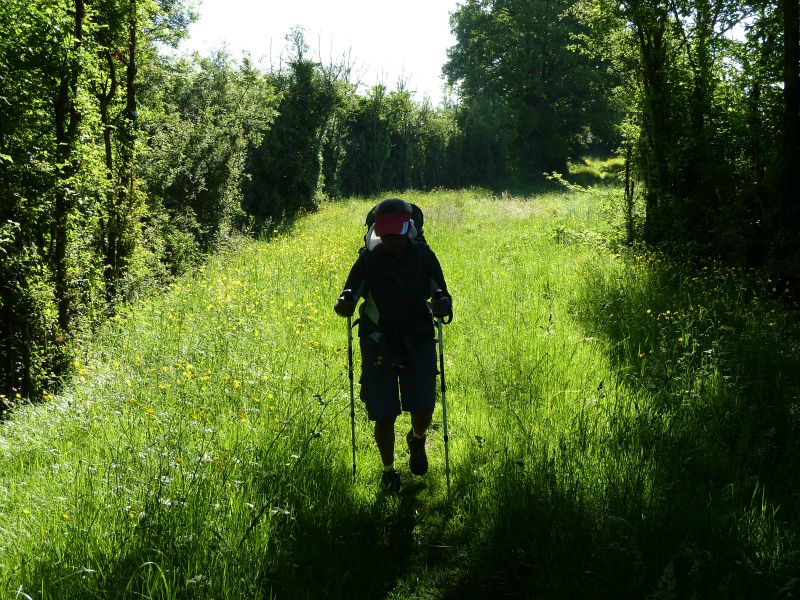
0;185;797;598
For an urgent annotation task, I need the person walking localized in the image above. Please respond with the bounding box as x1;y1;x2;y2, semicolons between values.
334;198;452;493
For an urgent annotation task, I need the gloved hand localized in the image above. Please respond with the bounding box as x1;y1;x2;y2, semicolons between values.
334;290;357;317
431;291;452;319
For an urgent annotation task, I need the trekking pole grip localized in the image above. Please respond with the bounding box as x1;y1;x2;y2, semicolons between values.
432;289;453;324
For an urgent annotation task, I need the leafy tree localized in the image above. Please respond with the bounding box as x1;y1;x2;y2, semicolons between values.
318;69;358;200
337;85;393;197
0;0;107;398
778;0;799;272
591;0;799;275
139;52;279;259
412;101;459;189
243;30;337;227
445;0;620;176
335;86;458;196
0;0;195;400
90;0;193;299
447;92;513;186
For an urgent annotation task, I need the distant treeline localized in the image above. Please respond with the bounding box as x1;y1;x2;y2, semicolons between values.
446;0;799;273
1;0;796;401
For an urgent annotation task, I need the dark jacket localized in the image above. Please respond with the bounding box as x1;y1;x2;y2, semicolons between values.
342;242;450;342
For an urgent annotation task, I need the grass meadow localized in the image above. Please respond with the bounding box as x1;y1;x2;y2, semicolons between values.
1;182;798;598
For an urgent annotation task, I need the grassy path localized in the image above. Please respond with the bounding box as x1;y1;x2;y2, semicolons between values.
1;188;797;598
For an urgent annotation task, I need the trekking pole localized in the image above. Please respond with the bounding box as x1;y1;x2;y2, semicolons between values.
347;315;357;482
436;316;451;502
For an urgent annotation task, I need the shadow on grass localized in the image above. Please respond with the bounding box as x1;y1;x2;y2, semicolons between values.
439;449;604;599
260;467;443;599
572;256;800;597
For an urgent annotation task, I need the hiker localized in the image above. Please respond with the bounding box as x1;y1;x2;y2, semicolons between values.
334;198;453;493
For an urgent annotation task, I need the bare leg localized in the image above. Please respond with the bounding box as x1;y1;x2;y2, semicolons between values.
374;417;396;466
407;411;432;476
410;412;432;437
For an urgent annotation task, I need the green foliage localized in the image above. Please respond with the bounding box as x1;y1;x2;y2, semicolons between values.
586;0;800;275
140;51;279;255
317;75;357;200
336;85;393;196
242;31;338;228
2;190;797;597
0;0;109;396
1;0;283;398
445;0;621;176
336;86;459;196
447;93;514;186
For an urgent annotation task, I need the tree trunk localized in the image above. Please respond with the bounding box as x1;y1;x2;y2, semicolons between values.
107;0;138;300
636;19;671;242
53;0;85;331
126;0;137;192
99;53;117;178
782;0;800;228
96;49;118;297
0;127;14;394
625;143;634;244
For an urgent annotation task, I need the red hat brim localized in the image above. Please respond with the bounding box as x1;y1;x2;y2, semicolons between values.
375;213;411;236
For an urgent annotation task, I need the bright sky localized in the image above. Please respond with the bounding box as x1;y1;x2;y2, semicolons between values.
178;0;462;106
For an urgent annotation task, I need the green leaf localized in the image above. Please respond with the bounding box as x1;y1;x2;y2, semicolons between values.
0;153;13;164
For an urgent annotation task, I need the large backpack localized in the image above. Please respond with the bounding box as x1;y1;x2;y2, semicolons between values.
356;201;450;323
363;202;426;251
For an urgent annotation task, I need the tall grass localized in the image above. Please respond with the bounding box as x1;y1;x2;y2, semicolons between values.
1;186;797;598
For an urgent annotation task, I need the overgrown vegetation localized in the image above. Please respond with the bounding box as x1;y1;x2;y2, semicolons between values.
574;0;800;270
1;188;797;598
2;0;797;410
2;0;798;590
0;1;620;401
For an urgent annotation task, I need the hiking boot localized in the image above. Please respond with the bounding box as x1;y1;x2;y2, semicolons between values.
381;469;401;494
407;429;428;476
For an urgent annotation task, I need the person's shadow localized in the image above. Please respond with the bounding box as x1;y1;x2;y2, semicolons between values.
261;470;431;599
